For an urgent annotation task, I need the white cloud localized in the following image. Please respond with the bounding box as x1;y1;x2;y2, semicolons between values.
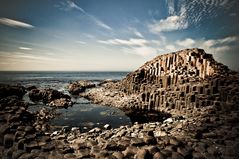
176;38;195;47
166;0;237;26
84;34;95;39
218;36;237;44
98;37;158;57
90;16;112;30
19;47;32;50
203;40;216;47
165;44;177;51
123;46;157;57
213;46;231;53
128;28;144;38
67;0;85;13
0;52;59;63
203;36;237;48
0;18;34;29
174;36;239;55
148;15;188;33
134;31;144;38
62;1;112;31
75;41;86;45
151;36;167;46
166;0;175;15
98;38;148;46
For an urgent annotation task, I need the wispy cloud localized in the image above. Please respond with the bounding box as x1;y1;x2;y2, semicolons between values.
165;0;238;26
129;27;144;38
0;18;34;29
176;38;195;47
1;51;59;62
98;38;148;46
61;1;112;31
75;40;86;45
19;47;32;50
148;15;188;33
13;52;58;61
90;16;112;30
166;0;175;15
84;33;95;39
151;0;236;34
123;46;157;57
98;38;158;57
66;0;85;12
165;44;177;52
174;36;238;56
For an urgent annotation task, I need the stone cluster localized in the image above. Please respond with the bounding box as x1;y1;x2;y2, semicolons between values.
0;86;74;158
119;48;238;116
52;106;239;159
29;88;73;108
68;80;96;95
80;48;239;158
0;84;26;99
0;90;72;159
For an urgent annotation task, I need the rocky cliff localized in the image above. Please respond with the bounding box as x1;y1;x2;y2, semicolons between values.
118;48;238;115
77;48;239;158
84;48;238;117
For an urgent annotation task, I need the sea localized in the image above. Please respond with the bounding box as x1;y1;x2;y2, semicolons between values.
0;71;132;131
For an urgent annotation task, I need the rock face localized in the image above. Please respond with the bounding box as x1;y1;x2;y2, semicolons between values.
0;84;26;99
119;48;238;114
68;80;96;95
74;48;239;158
28;88;73;107
84;48;238;117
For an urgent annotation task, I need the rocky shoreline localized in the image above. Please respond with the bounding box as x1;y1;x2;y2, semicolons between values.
1;82;238;159
0;48;239;159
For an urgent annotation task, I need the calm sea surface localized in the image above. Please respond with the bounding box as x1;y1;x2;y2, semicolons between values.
0;71;132;131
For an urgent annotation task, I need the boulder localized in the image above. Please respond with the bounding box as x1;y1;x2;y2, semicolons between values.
26;86;37;91
68;80;95;95
0;84;26;99
48;98;73;108
28;88;72;107
135;149;151;159
4;134;15;148
103;124;111;130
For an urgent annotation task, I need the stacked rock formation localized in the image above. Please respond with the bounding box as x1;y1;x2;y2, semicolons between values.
119;48;238;116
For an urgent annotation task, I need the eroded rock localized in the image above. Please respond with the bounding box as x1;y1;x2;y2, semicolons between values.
68;80;95;95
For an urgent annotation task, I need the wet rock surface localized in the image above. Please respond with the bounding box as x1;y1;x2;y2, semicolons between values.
0;84;26;99
68;80;96;95
0;95;73;158
28;88;73;108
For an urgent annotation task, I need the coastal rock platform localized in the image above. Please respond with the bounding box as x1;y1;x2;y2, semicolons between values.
0;48;238;159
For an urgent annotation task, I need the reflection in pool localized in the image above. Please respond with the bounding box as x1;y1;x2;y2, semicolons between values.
28;97;132;131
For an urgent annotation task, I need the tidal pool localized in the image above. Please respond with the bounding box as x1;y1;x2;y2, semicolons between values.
28;97;132;131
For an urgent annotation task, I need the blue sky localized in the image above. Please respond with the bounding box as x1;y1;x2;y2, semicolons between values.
0;0;238;71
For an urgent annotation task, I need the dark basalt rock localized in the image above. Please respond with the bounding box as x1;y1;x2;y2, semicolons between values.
28;88;73;107
28;88;70;103
26;85;37;91
0;84;26;99
68;80;95;95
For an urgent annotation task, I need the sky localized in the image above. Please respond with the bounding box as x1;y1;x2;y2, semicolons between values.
0;0;238;71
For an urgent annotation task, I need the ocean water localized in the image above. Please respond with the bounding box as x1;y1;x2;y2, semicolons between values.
0;71;132;131
0;71;128;89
